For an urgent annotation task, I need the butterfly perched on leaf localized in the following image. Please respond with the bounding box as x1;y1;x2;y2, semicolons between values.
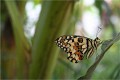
55;35;102;63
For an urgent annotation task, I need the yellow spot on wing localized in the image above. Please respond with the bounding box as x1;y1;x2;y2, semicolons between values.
74;38;78;42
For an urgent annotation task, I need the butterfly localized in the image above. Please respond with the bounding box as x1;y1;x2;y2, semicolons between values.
55;35;102;63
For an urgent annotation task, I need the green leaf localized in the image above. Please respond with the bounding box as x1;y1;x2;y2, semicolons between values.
5;0;30;78
29;0;75;79
78;32;120;80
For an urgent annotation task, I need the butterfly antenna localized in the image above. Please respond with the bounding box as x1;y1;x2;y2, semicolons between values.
96;25;102;37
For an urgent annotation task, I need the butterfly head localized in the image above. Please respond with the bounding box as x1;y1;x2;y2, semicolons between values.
94;37;102;47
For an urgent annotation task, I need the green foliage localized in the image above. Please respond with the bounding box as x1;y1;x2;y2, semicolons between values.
1;0;120;79
95;0;103;16
5;0;30;78
29;0;75;79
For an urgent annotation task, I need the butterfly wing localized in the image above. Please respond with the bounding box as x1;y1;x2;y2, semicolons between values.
55;35;84;63
55;35;101;63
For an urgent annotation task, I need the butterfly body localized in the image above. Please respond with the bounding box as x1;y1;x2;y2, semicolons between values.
55;35;101;63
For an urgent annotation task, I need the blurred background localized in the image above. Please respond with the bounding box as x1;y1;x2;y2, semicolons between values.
1;0;120;79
